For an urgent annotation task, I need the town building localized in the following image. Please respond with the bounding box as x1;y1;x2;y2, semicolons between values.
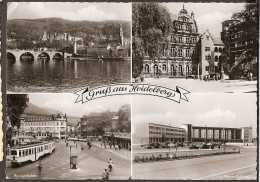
198;29;225;76
134;123;253;144
142;6;200;77
103;132;131;149
20;113;67;140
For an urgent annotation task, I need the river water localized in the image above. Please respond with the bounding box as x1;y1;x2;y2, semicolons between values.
7;58;131;93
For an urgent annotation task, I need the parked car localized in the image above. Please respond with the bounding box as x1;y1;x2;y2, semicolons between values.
200;143;211;149
168;143;177;148
145;144;153;149
161;142;170;148
189;144;199;149
153;143;161;148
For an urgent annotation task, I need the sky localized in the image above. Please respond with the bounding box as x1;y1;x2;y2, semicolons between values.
7;2;131;21
7;2;244;37
163;3;245;38
28;94;131;117
132;94;257;137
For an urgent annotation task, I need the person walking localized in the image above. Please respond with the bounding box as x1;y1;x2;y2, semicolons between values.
37;160;42;175
102;169;109;180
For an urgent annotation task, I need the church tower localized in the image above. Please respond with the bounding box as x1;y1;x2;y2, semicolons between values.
119;24;124;46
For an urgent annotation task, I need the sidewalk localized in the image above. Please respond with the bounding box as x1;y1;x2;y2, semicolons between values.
92;141;131;160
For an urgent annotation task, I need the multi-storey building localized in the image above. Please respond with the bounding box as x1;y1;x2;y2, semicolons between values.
134;123;186;144
143;6;200;77
20;113;67;140
221;19;242;66
199;29;225;76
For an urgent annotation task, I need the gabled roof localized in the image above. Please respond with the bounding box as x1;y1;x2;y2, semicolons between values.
213;38;225;46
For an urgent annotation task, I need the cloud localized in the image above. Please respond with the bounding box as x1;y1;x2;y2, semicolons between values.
8;2;119;21
197;108;236;123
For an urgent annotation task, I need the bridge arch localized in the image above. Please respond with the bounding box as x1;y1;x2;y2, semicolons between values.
20;52;35;62
37;52;50;61
53;52;63;60
7;52;16;63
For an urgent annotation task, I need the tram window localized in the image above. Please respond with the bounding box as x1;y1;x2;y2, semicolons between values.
19;150;21;157
11;150;17;156
41;146;43;151
22;150;25;156
26;149;28;156
29;149;31;155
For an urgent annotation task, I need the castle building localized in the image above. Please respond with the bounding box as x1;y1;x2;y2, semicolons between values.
143;6;200;77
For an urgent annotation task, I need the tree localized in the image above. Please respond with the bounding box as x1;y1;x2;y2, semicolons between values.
132;3;172;77
7;95;29;128
228;3;258;78
208;51;215;74
117;104;131;132
6;95;29;146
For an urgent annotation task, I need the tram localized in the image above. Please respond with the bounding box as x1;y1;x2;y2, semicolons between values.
10;141;55;167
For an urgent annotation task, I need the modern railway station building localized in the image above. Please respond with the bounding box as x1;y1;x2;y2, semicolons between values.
133;123;253;144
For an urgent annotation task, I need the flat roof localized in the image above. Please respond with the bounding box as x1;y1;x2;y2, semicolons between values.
11;141;54;150
149;123;184;130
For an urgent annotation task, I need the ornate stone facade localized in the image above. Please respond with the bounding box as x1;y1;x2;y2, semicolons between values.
143;6;200;77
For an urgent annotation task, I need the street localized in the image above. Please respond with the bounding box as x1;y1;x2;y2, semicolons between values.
6;140;131;180
132;147;256;180
142;78;257;93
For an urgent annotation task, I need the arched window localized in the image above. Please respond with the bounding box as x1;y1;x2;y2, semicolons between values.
186;65;189;74
219;47;222;53
145;64;149;73
162;64;167;71
223;47;226;53
214;47;219;52
219;56;222;62
215;56;219;62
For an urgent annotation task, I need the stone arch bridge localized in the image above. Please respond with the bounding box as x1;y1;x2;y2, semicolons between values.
7;49;72;61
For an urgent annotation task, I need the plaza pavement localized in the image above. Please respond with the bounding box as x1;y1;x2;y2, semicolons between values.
132;147;256;180
92;141;131;160
140;78;257;93
6;140;131;180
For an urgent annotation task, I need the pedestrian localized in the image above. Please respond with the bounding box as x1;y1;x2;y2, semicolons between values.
76;143;78;148
37;160;42;175
102;169;109;180
250;72;253;81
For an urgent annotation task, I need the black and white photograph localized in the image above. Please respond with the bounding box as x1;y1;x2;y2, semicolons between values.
132;94;257;180
6;94;131;180
6;2;131;93
132;2;257;93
